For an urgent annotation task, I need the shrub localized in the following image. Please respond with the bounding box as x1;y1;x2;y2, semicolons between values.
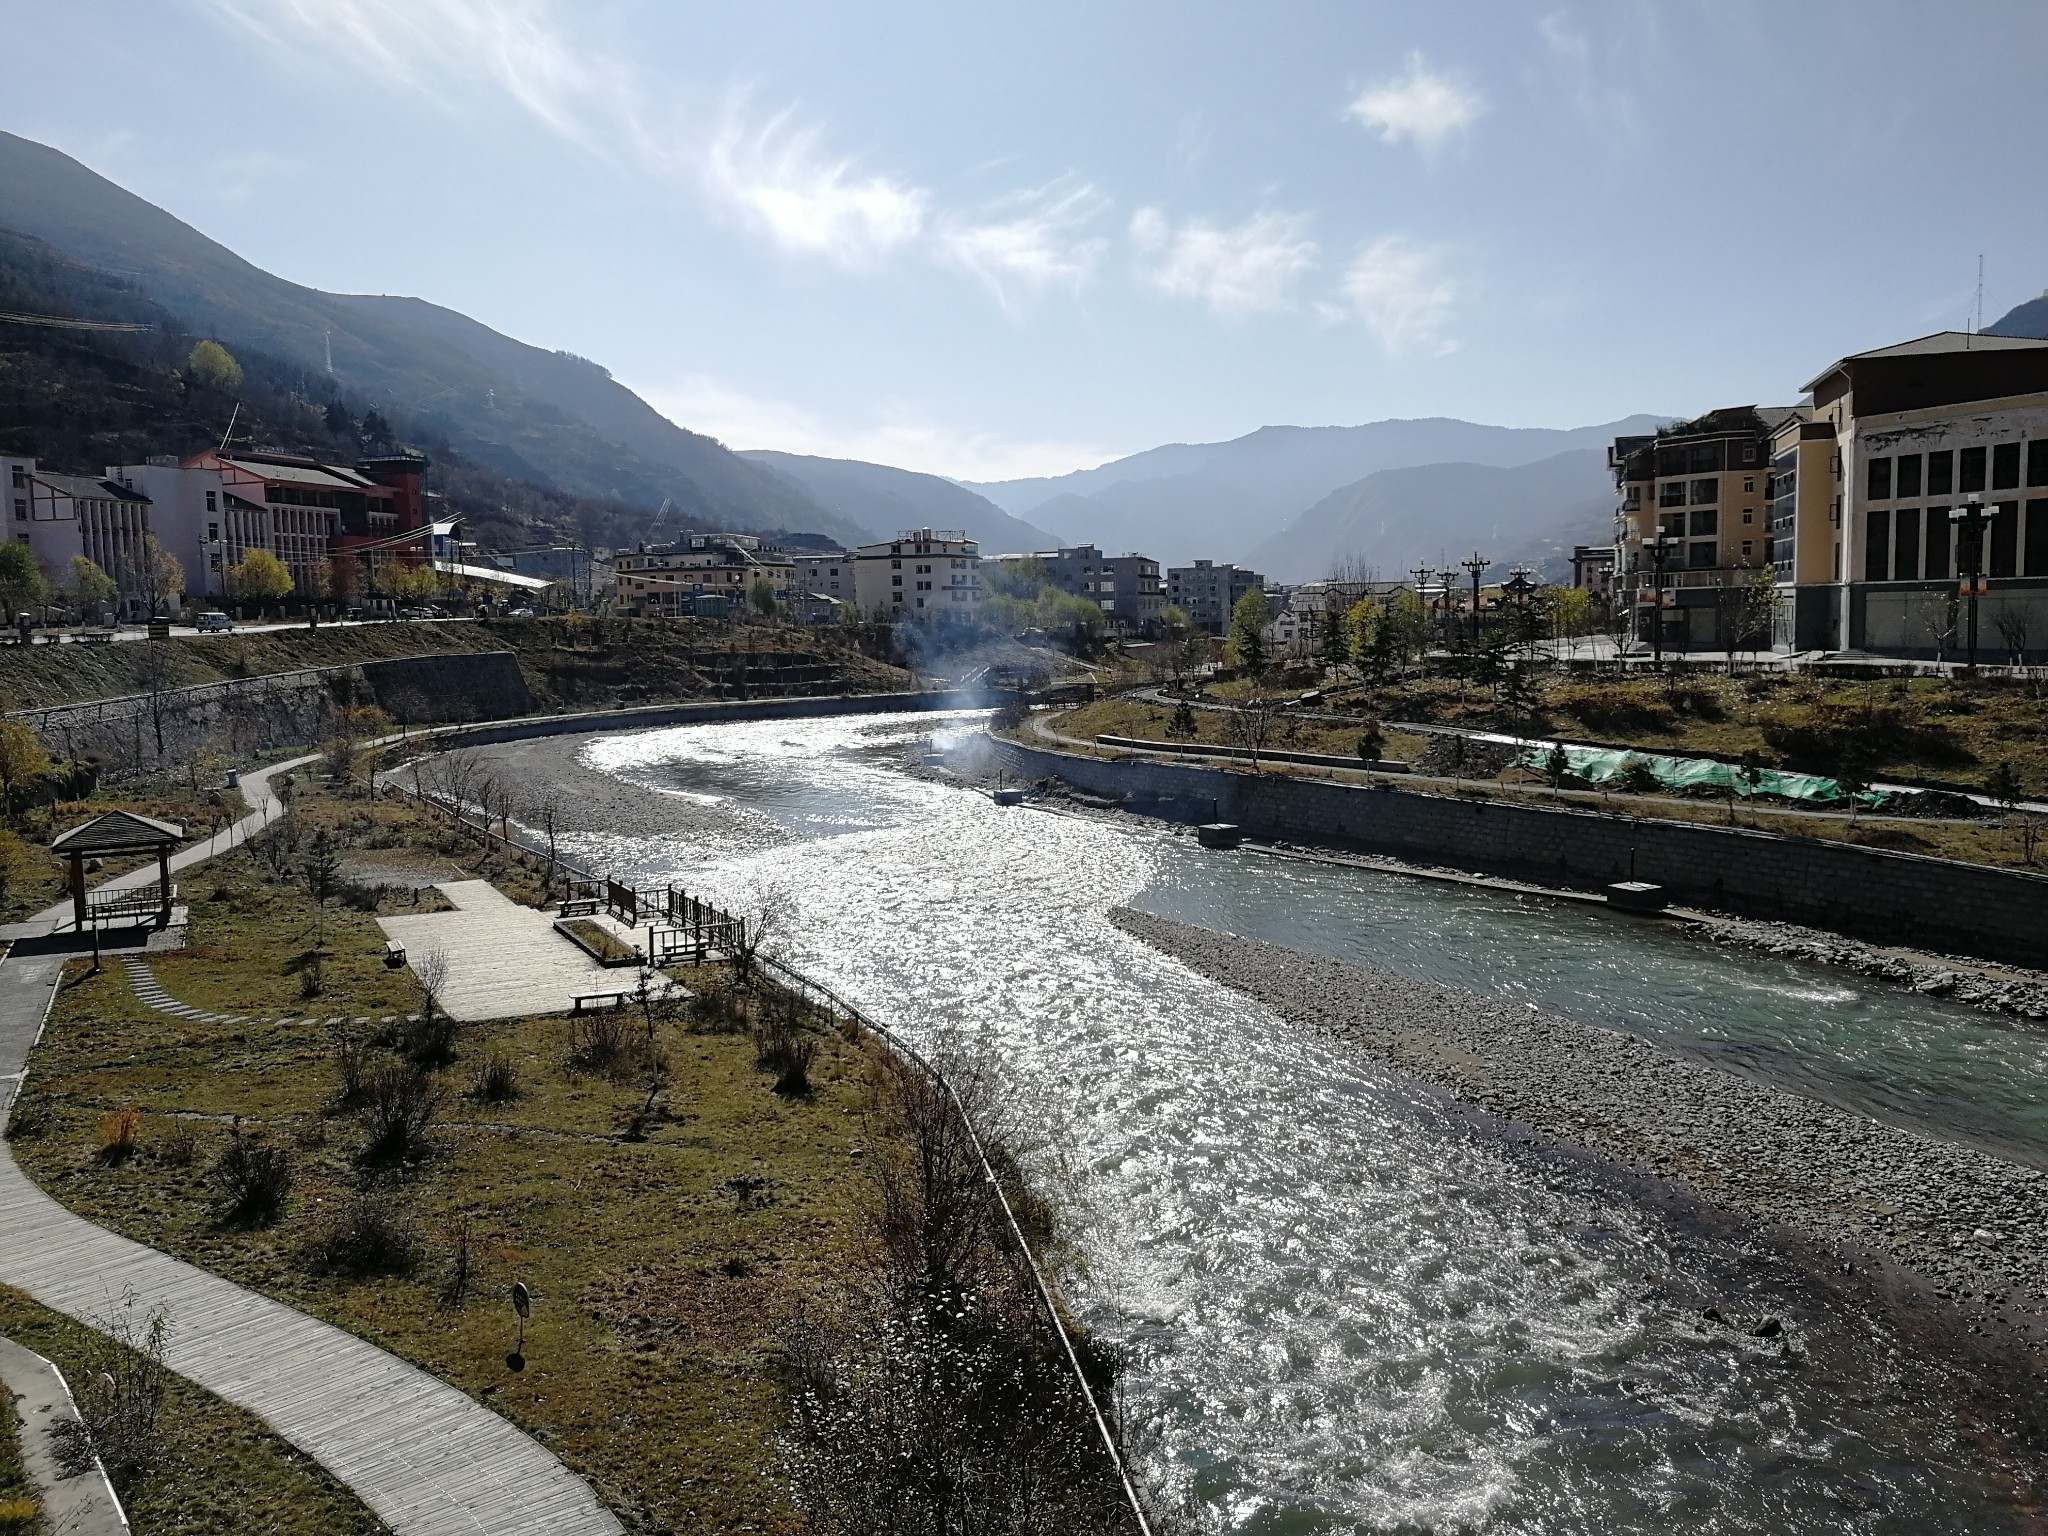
0;1498;38;1531
331;1034;375;1109
309;1194;420;1276
333;877;388;913
359;1064;439;1165
687;980;750;1034
469;1054;520;1105
2;1096;51;1141
212;1131;292;1226
97;1108;142;1162
156;1126;196;1167
753;1021;818;1098
1757;697;1964;771
49;1293;170;1493
399;1010;459;1067
568;1013;667;1082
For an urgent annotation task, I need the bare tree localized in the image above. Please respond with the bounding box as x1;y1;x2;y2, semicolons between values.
730;883;794;985
1994;607;2031;668
1223;688;1281;771
527;788;566;878
1919;591;1961;666
412;946;451;1029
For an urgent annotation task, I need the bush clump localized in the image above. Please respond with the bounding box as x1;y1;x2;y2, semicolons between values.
212;1130;293;1226
308;1194;420;1276
358;1064;439;1165
468;1054;520;1105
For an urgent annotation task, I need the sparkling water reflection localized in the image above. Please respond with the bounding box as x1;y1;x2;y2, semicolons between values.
546;712;2029;1533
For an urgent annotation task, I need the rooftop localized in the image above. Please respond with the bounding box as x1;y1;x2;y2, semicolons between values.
50;810;184;856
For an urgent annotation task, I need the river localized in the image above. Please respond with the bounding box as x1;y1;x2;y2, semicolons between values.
514;709;2043;1534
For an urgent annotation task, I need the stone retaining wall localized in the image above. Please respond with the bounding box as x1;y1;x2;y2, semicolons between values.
988;736;2048;969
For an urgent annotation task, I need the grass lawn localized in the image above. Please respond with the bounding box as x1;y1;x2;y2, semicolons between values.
0;1285;385;1534
7;781;887;1534
1057;695;1432;765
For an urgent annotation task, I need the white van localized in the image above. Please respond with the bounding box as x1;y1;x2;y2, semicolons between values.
195;611;233;633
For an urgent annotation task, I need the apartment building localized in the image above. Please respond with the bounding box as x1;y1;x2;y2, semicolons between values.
1609;406;1793;650
2;457;151;609
1776;332;2048;654
852;528;981;620
1024;544;1164;630
1166;559;1268;634
612;533;794;617
790;550;855;604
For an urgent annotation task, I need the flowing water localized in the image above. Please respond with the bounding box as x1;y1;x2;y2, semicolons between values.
538;710;2044;1533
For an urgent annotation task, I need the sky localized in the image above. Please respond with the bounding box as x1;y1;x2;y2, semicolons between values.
5;1;2048;482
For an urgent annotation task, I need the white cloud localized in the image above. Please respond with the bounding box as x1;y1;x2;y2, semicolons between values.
939;179;1110;311
1130;208;1319;315
199;0;609;148
703;104;928;266
642;377;1114;482
1346;53;1484;152
1337;237;1460;355
1537;12;1642;151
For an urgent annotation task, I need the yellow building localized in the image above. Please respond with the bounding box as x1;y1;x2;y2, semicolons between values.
612;534;793;618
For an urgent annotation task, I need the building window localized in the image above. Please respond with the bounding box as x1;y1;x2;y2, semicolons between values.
891;575;902;586
1894;508;1921;580
2029;442;2048;490
1927;451;1954;496
1865;508;1890;581
205;491;217;512
1741;540;1753;559
1688;540;1716;568
1959;445;1987;494
1993;442;2022;491
1925;507;1951;577
2027;501;2048;578
1658;482;1686;508
10;500;22;522
1992;501;2019;577
1866;457;1891;500
1741;510;1753;524
1689;508;1718;536
1896;454;1923;498
1690;478;1718;505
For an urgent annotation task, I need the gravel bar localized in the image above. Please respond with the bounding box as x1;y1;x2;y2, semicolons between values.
1111;906;2048;1317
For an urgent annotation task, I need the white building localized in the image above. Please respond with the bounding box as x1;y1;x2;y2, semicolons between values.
3;454;154;614
791;551;855;604
853;528;981;620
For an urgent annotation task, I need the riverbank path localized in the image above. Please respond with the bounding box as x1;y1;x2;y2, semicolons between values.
0;758;626;1536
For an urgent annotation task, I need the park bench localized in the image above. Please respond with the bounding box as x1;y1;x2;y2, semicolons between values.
558;896;600;918
77;629;116;644
384;939;407;968
571;991;630;1014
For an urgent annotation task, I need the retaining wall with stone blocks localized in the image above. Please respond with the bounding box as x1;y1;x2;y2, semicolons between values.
989;737;2048;969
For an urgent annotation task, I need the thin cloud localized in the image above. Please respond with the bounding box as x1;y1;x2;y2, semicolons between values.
704;104;928;267
1346;53;1484;152
644;377;1115;481
939;179;1110;312
1338;237;1460;355
1130;208;1319;315
1538;12;1643;151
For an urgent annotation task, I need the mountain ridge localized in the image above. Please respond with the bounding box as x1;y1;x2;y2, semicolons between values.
739;451;1061;553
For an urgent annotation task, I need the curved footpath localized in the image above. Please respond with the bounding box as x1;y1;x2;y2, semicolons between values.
0;755;624;1536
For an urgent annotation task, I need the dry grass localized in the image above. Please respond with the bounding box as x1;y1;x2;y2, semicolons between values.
0;1285;383;1534
11;783;881;1533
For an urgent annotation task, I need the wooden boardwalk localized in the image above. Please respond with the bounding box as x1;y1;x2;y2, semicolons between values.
0;756;625;1536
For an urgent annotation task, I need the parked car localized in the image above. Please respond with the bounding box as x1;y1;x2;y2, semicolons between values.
505;606;536;618
195;611;233;633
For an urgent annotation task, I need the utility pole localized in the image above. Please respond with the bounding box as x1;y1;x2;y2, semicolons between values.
1645;533;1681;669
1462;552;1490;644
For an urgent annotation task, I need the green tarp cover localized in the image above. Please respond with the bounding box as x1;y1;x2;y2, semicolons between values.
1515;742;1890;808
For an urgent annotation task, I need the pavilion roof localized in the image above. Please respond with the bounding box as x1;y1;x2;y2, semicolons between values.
49;810;185;856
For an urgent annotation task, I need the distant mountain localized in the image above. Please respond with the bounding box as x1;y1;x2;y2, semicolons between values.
0;130;862;547
1985;293;2048;339
740;451;1061;553
1246;450;1615;583
964;415;1663;568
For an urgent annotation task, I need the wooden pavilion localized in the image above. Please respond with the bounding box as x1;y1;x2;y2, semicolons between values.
48;811;185;928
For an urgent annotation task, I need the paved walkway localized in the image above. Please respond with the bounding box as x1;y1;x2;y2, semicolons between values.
0;1334;129;1534
378;882;666;1021
0;759;625;1535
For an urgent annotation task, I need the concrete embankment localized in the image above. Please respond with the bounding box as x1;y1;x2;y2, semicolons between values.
982;734;2048;971
1111;908;2048;1369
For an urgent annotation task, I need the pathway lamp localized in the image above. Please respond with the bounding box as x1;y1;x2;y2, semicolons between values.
1948;495;2000;672
1461;552;1491;644
1643;533;1684;668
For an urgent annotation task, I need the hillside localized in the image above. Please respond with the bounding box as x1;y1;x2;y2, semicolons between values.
1986;293;2048;340
967;414;1662;568
741;450;1060;553
1245;450;1614;583
0;130;860;546
0;226;689;550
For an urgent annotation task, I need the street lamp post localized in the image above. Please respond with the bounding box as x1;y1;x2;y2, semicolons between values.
1948;495;2000;672
1501;567;1537;653
1643;533;1682;668
1461;552;1491;645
